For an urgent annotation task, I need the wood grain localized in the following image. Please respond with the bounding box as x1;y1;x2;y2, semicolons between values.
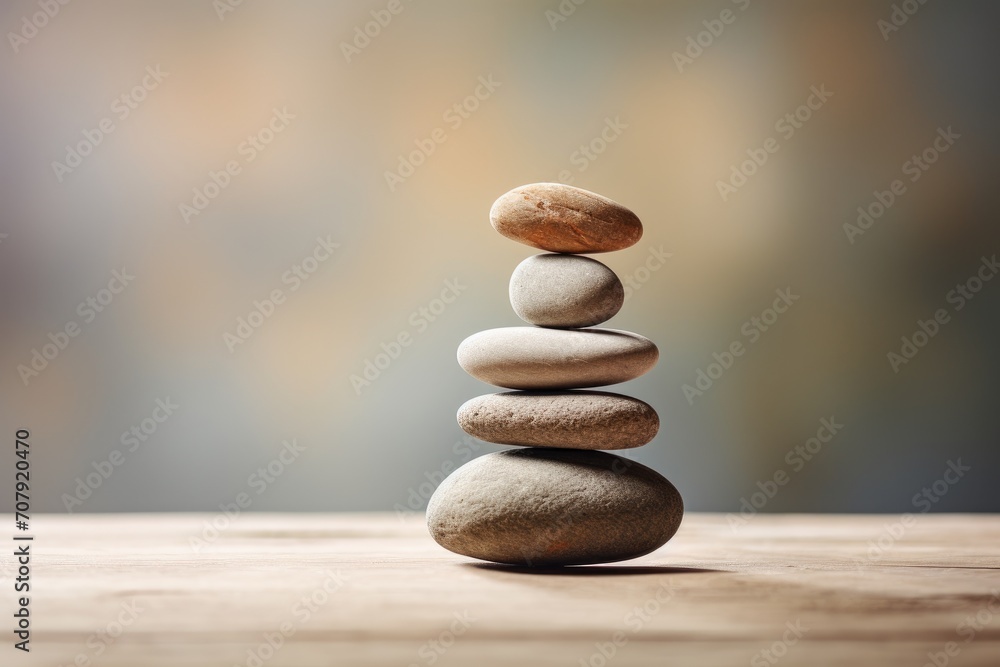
4;513;999;666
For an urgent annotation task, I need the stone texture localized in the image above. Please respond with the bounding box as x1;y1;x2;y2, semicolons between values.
490;183;642;253
457;327;658;389
457;391;658;449
509;253;624;328
426;449;684;566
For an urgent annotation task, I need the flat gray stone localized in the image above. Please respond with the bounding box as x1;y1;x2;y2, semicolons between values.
457;391;658;449
490;183;642;254
457;327;658;389
509;253;623;328
426;449;684;566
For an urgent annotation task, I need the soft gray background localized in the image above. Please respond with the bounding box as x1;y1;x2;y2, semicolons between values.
2;0;998;514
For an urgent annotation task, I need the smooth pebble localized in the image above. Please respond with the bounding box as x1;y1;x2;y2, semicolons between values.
490;183;642;254
457;327;658;389
426;448;683;566
509;253;624;328
457;391;658;449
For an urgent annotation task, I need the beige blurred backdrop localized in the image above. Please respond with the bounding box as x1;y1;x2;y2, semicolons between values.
2;0;998;514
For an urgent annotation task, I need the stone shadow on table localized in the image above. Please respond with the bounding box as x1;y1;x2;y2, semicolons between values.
466;563;719;576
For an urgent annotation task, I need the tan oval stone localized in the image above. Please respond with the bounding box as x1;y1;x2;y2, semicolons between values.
426;449;684;566
457;391;658;449
457;327;658;389
490;183;642;253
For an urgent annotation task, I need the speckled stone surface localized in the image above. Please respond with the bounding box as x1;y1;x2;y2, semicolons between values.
426;448;684;566
457;327;658;389
509;253;624;328
490;183;642;254
457;391;659;449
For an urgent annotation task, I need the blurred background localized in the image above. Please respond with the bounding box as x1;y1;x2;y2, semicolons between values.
2;0;998;514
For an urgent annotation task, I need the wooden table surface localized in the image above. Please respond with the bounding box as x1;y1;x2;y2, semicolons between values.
5;513;1000;666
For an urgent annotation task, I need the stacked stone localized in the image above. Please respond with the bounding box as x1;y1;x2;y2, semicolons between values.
427;183;683;567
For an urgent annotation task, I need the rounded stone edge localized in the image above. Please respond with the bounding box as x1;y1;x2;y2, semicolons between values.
489;183;643;254
456;327;659;390
508;253;625;328
456;391;660;449
425;450;685;567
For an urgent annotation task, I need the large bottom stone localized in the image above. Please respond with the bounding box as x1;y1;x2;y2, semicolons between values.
426;449;683;566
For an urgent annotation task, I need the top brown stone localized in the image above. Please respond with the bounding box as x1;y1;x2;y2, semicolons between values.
489;183;642;253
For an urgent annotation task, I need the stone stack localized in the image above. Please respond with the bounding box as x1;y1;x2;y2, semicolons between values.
427;183;683;567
